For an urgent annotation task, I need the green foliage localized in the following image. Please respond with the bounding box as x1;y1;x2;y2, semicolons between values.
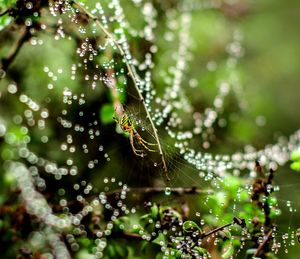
0;14;11;31
182;220;202;234
291;149;300;171
100;104;115;124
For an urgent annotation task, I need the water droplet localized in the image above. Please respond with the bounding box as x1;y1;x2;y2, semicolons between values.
26;2;33;9
0;124;6;137
0;69;6;79
7;83;17;94
165;187;171;195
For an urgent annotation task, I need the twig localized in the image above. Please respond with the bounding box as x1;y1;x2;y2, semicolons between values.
110;232;143;240
71;1;170;181
191;217;245;249
263;169;275;227
1;26;31;72
190;221;233;250
253;230;272;257
0;9;11;17
201;222;232;239
106;186;213;197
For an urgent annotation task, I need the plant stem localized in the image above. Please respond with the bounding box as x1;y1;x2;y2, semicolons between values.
253;230;272;257
190;221;233;250
0;9;10;17
110;232;143;240
201;222;232;239
106;186;213;197
71;1;169;181
1;26;31;72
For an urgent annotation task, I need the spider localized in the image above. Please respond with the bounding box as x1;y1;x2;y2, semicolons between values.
114;113;157;157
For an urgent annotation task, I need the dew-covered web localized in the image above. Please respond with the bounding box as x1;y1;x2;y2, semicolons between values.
0;0;300;258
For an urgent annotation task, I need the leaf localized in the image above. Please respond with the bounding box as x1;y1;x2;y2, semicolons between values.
78;237;91;247
222;240;234;258
193;247;208;256
0;15;11;31
171;249;183;257
183;221;202;234
114;244;129;258
240;190;250;202
155;252;164;259
291;161;300;172
151;203;159;218
140;213;151;221
222;230;232;239
1;147;14;160
113;216;129;231
246;248;256;255
106;242;128;259
100;103;115;124
268;197;278;206
291;149;300;161
140;240;148;252
75;249;94;259
131;224;142;234
152;233;166;246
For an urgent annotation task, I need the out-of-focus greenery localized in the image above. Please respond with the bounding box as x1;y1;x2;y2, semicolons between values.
0;0;300;258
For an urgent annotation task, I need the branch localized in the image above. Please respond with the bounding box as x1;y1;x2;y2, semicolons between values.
254;230;272;257
106;186;213;197
201;222;232;239
193;217;245;247
1;26;31;72
71;1;170;181
0;9;11;17
110;232;143;240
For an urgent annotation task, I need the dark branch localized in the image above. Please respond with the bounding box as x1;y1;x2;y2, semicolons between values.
201;222;232;239
110;232;143;240
105;186;213;197
1;26;31;72
193;217;245;247
0;9;11;17
254;230;273;257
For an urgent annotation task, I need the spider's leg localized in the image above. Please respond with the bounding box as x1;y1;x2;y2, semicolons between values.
133;129;157;146
139;140;157;152
140;138;158;146
130;132;146;157
134;132;157;152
